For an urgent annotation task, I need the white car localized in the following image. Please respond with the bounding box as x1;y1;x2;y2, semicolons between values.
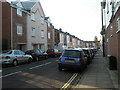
0;50;33;66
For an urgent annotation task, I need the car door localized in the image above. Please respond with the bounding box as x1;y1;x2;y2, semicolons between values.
19;50;28;63
14;50;23;63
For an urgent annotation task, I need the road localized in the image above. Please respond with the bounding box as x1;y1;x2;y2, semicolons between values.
2;57;83;89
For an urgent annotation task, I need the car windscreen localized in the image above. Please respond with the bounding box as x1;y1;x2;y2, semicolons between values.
34;50;41;54
62;50;81;58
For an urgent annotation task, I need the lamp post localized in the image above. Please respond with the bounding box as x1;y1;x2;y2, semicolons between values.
101;1;106;57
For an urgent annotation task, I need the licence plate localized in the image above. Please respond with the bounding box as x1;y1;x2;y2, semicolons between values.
65;59;74;62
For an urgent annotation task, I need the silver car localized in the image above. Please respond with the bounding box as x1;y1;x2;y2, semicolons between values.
0;50;33;66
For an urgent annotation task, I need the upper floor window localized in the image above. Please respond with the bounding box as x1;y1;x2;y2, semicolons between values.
31;12;35;21
17;25;23;35
41;17;44;24
41;30;44;38
116;17;120;32
48;32;51;39
32;28;36;37
17;8;22;16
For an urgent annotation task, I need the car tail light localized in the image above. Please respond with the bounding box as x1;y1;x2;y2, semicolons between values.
5;56;11;59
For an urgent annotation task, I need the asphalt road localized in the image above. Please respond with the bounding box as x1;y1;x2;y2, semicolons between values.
2;57;83;89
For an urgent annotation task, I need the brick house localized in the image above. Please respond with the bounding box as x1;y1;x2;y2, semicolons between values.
101;0;120;72
1;1;28;51
24;1;48;51
45;17;54;49
11;1;27;51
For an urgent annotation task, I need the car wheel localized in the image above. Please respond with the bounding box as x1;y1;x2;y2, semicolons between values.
45;56;48;59
13;60;18;66
58;66;62;71
28;58;32;63
36;57;39;61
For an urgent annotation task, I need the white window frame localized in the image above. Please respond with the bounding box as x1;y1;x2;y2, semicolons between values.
41;17;44;24
32;28;36;37
41;31;44;38
48;32;51;39
116;17;120;33
17;8;22;16
31;12;35;21
17;25;23;35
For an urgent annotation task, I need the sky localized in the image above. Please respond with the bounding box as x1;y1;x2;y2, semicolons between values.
7;0;102;41
40;0;102;41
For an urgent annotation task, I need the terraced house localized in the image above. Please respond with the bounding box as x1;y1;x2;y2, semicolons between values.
101;0;120;72
1;0;48;51
25;1;47;51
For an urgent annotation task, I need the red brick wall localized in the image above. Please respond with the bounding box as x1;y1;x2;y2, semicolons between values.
12;7;27;49
106;7;120;70
2;2;11;50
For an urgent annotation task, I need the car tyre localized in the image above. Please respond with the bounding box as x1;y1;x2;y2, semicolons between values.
13;60;18;66
58;66;62;71
28;58;32;63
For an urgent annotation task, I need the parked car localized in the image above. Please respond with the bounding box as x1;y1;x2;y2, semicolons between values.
25;49;48;61
46;49;61;57
58;49;87;71
82;48;92;64
0;50;33;66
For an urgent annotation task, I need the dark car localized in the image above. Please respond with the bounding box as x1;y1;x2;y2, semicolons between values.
58;49;87;71
25;49;48;61
46;49;61;57
82;48;92;64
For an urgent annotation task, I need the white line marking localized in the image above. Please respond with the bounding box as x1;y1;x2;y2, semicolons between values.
29;62;51;70
0;71;22;78
61;73;78;89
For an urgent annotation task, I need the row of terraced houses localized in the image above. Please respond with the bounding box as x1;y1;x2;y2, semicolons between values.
101;0;120;73
0;0;99;52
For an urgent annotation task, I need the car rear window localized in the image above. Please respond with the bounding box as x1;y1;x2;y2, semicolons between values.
62;50;81;58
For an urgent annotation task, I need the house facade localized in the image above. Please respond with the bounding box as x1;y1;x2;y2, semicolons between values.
26;2;48;51
46;19;54;49
12;2;28;51
101;0;120;72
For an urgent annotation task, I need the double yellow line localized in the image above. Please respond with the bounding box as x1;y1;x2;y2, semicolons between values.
60;73;78;90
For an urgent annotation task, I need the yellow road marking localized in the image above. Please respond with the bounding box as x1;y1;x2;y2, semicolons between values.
60;73;78;90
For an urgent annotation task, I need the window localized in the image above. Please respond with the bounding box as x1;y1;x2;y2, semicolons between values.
17;8;22;16
110;26;113;37
17;25;23;35
32;28;35;37
41;17;44;24
31;12;35;21
116;17;120;32
48;32;50;39
41;31;44;38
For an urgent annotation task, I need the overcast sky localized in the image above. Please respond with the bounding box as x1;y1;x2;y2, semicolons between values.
40;0;102;41
7;0;102;41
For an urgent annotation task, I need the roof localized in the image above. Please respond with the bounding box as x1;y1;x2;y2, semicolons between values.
21;2;36;10
11;1;36;11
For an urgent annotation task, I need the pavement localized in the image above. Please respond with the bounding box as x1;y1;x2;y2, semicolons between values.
74;50;118;89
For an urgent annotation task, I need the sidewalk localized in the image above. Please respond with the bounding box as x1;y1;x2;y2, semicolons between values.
74;50;118;89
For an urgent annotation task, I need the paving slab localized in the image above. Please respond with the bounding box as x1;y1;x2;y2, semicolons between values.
74;50;117;89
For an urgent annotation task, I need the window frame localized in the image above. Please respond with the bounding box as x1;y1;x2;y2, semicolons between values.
17;25;23;35
17;8;22;16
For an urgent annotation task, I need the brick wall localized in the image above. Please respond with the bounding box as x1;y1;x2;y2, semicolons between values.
2;2;11;50
12;7;27;49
